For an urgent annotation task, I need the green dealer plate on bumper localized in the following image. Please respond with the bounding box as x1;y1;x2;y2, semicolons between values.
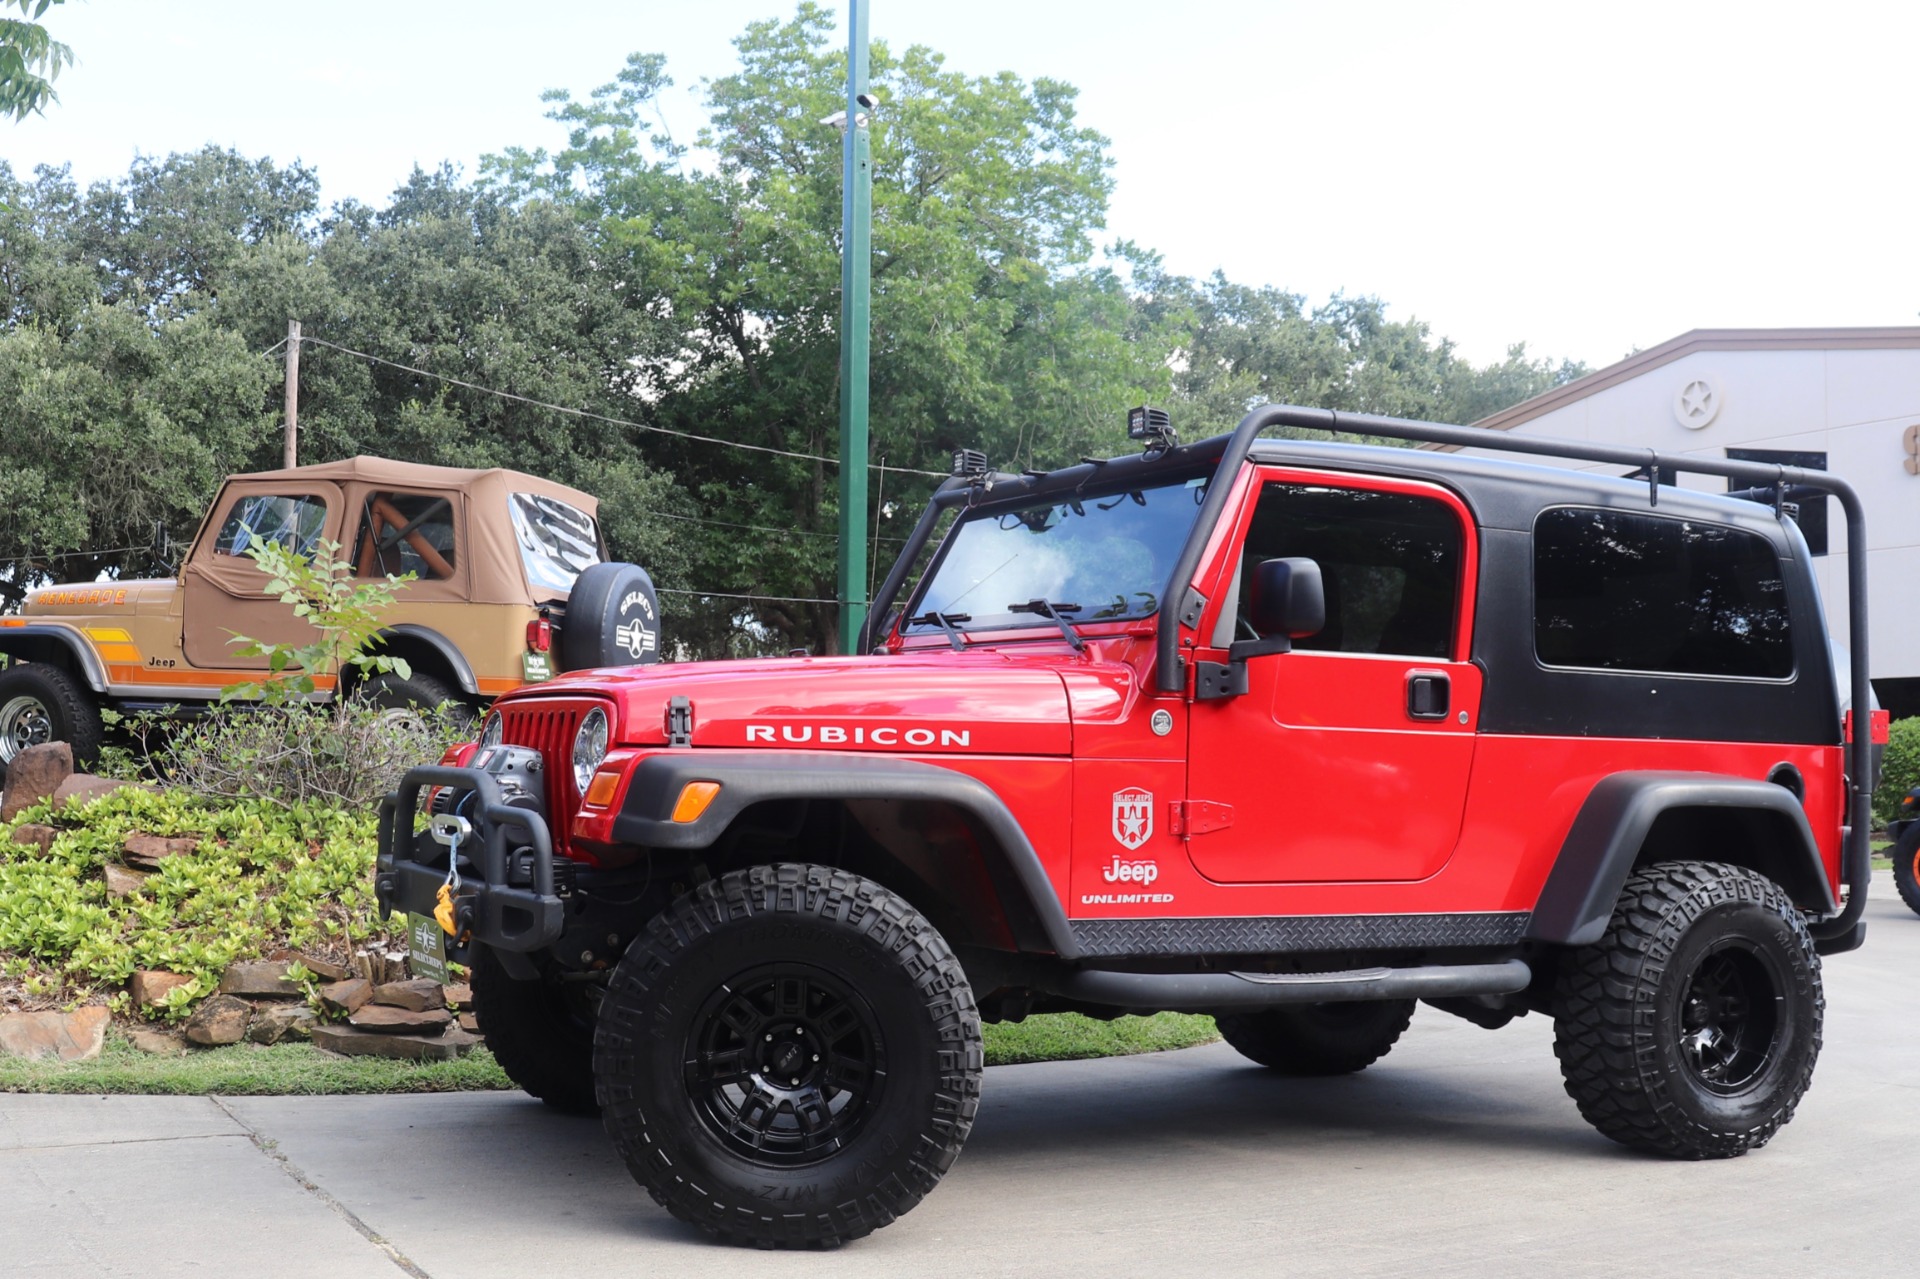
407;913;449;985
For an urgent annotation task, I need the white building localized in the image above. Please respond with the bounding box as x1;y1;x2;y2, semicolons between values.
1464;327;1920;713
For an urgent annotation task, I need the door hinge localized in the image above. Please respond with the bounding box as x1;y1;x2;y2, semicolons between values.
665;696;693;747
1169;799;1235;837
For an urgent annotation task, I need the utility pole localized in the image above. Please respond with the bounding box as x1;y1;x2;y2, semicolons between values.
283;318;301;469
834;0;872;655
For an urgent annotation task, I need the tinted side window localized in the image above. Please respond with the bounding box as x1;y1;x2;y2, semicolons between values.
355;491;458;579
1533;508;1792;679
1237;484;1461;659
214;494;327;558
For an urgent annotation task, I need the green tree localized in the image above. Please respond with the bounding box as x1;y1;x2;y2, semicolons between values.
0;0;69;122
489;4;1164;653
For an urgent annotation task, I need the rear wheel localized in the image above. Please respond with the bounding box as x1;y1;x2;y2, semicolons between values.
357;671;472;730
594;863;982;1248
1553;861;1822;1159
1892;825;1920;917
471;946;598;1115
1215;999;1416;1075
0;663;101;778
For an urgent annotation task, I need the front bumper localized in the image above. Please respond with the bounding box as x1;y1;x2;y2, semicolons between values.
375;765;566;953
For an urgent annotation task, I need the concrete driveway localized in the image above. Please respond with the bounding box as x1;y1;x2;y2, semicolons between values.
7;877;1920;1278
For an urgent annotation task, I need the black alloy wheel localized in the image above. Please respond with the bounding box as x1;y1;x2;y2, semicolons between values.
595;863;982;1249
684;964;886;1167
1553;860;1822;1159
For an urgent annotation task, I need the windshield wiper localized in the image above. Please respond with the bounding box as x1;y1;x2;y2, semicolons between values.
1008;598;1085;652
908;610;972;651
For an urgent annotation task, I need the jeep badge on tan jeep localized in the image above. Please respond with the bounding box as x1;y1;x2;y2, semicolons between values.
377;403;1876;1249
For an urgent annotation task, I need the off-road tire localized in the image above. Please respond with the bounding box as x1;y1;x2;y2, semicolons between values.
1215;999;1416;1075
1552;861;1822;1160
1892;825;1920;917
0;662;102;778
357;672;473;729
594;863;982;1249
471;946;598;1115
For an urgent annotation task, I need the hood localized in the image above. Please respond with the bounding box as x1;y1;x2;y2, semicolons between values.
517;651;1083;756
24;577;176;616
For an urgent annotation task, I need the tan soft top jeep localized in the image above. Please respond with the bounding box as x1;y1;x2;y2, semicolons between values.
0;455;661;773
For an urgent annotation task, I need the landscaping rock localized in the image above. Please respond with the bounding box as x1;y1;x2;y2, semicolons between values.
443;982;473;1007
247;1004;320;1045
126;1027;188;1056
9;822;57;854
0;1007;109;1061
320;978;373;1015
1;741;72;820
456;1012;480;1034
219;961;301;999
372;978;445;1012
121;832;201;870
183;994;252;1046
129;970;194;1009
311;1025;479;1062
103;864;150;899
53;773;142;809
349;1004;453;1035
292;951;350;982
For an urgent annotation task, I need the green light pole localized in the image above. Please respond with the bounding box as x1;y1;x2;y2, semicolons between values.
835;0;872;654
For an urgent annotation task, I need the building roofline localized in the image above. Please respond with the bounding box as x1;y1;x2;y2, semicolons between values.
1473;326;1920;432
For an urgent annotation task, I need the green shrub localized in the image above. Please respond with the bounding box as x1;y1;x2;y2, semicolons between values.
0;787;393;1018
1875;716;1920;827
155;702;462;807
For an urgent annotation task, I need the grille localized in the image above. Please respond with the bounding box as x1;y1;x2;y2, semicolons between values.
497;699;601;858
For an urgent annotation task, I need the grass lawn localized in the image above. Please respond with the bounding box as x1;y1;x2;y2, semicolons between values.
0;1012;1220;1095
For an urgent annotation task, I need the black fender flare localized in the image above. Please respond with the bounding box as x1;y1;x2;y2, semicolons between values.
372;624;477;696
612;750;1081;962
1527;770;1837;947
0;625;109;693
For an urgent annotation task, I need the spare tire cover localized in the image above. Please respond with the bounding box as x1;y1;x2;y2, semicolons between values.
559;562;661;671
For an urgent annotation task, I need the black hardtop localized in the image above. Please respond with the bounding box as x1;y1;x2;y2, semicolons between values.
1242;436;1810;546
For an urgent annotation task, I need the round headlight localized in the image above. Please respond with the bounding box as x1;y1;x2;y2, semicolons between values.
478;711;504;750
572;707;609;793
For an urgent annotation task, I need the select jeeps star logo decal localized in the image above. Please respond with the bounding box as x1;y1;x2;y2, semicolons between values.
1112;787;1153;850
616;618;657;660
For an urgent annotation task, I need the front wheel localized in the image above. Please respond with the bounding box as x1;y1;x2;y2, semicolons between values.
1891;825;1920;917
0;663;102;778
1553;861;1822;1159
594;864;982;1248
470;946;598;1115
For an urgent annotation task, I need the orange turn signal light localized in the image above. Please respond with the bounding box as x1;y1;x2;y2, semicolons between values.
583;770;621;808
671;781;722;824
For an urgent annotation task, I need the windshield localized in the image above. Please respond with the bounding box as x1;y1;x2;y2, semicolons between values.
905;476;1208;636
509;492;602;594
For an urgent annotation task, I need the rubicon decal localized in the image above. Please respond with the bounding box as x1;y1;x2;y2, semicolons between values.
1112;787;1153;850
744;724;972;748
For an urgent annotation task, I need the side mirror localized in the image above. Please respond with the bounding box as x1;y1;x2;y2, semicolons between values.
1246;557;1325;642
1225;558;1324;664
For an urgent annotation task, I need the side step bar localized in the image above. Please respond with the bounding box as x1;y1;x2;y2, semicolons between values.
1042;959;1531;1014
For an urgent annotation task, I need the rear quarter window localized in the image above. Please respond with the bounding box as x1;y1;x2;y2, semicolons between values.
1532;507;1793;680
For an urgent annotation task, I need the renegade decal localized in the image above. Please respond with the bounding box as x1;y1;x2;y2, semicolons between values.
742;724;972;748
36;588;129;607
1112;787;1153;850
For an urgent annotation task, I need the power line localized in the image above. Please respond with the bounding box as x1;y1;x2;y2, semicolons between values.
658;587;839;606
297;335;945;478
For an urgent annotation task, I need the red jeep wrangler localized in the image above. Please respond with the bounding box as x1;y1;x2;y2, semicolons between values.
378;404;1875;1249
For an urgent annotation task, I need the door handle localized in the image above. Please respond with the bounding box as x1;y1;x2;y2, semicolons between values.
1406;670;1450;721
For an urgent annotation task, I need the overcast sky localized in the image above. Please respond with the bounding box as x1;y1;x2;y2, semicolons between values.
3;1;1915;370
